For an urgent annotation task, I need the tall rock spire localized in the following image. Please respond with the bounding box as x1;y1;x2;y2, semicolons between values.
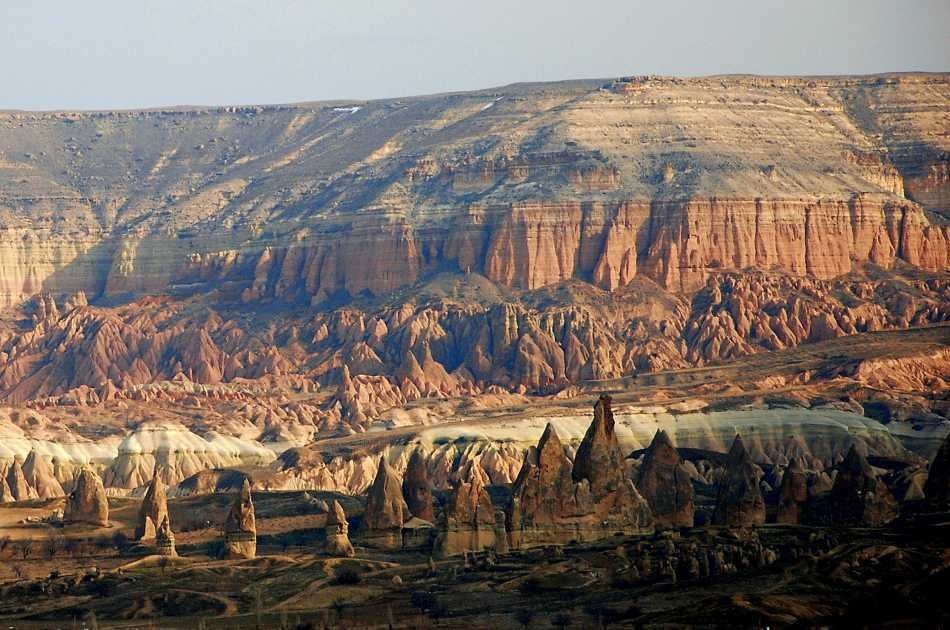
712;434;766;527
402;449;434;522
924;433;950;509
573;394;625;498
224;478;257;559
64;468;110;527
776;459;808;524
636;430;695;528
324;500;355;557
830;445;898;526
135;468;169;541
364;458;408;530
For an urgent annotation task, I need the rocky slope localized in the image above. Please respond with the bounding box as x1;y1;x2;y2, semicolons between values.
1;74;948;307
0;73;947;497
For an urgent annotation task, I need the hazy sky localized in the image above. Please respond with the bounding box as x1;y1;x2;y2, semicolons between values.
2;0;948;110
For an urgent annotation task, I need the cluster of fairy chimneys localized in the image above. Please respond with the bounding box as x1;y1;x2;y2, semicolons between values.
357;394;950;554
0;449;66;502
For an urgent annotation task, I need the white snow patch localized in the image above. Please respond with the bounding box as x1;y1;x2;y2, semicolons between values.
480;97;503;111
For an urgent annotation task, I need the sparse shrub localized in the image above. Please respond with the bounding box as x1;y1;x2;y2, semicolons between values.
111;531;131;551
16;540;33;560
333;567;362;585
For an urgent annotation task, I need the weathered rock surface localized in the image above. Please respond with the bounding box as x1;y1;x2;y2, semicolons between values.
135;470;169;541
323;500;355;557
636;430;695;528
224;478;257;559
436;466;497;556
364;458;409;531
0;76;947;448
776;459;809;524
508;396;653;547
1;74;947;309
402;449;434;522
712;435;766;527
573;395;626;496
22;449;64;498
5;457;38;501
156;516;176;557
64;468;109;527
829;445;899;526
924;433;950;509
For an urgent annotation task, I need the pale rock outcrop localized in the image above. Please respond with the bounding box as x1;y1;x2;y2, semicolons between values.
636;430;695;528
0;476;12;503
363;458;409;531
5;457;38;501
224;478;257;559
135;469;169;541
64;468;109;527
23;449;64;498
323;500;355;557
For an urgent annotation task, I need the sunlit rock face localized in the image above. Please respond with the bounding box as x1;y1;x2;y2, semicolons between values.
2;75;947;308
224;478;257;559
135;470;169;541
323;500;355;558
64;467;109;527
0;74;947;506
103;423;276;490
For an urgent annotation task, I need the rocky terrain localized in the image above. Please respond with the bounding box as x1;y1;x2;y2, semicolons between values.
0;73;948;626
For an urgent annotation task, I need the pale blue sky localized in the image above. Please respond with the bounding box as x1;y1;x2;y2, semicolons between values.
2;0;948;110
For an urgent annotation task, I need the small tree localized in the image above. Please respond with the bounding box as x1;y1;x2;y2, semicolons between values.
46;535;65;560
11;564;25;580
332;567;361;585
17;540;34;560
112;531;130;552
552;612;573;629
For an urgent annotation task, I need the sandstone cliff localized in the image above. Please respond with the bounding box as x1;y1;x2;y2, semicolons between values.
1;74;947;309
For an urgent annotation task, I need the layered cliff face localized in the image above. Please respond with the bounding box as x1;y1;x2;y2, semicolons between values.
1;74;948;309
0;74;947;498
